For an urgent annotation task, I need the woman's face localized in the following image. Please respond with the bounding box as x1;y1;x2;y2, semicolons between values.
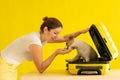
47;27;62;41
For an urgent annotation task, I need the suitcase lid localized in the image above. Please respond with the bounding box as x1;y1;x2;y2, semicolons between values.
89;23;118;61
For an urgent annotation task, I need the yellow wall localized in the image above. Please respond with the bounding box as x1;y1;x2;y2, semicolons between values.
0;0;120;77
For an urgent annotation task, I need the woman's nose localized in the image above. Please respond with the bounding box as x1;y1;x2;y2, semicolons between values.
53;35;57;38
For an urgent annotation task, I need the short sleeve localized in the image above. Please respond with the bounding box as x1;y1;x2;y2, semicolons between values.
28;36;42;46
25;32;43;48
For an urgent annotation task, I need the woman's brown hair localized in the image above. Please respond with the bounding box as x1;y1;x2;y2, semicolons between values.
40;17;63;32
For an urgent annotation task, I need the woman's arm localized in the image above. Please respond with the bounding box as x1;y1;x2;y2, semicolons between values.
49;28;89;43
67;28;89;38
29;44;71;73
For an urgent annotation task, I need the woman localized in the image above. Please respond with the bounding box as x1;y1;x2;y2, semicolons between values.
0;17;89;80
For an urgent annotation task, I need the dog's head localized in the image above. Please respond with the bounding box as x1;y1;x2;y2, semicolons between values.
66;36;74;49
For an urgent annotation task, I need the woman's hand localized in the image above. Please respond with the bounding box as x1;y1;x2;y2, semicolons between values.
80;28;90;34
55;48;72;55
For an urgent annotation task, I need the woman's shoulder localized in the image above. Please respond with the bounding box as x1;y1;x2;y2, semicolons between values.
28;32;39;36
16;32;40;44
22;32;39;39
22;32;43;46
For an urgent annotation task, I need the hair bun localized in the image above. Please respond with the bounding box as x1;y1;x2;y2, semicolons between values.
43;16;48;21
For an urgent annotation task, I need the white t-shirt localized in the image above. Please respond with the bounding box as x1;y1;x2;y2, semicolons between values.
1;32;46;66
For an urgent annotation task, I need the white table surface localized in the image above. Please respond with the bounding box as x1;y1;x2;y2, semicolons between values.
21;69;120;80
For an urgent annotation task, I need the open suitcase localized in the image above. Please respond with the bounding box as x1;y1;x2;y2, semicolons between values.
66;23;118;75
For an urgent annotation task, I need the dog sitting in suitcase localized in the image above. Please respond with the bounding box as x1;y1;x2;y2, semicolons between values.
65;36;98;62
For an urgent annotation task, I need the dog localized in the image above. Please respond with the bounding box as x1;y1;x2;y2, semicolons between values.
66;36;98;62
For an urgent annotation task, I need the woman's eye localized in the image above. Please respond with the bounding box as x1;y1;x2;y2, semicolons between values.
54;32;57;34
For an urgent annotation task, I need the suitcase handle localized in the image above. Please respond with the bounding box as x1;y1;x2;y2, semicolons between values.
77;69;101;75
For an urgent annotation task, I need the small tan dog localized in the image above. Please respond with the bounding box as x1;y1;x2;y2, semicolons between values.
66;36;98;62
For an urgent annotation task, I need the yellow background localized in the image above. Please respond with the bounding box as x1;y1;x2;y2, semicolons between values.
0;0;120;77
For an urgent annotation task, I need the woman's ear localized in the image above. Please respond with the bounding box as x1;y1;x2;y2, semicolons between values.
43;26;48;32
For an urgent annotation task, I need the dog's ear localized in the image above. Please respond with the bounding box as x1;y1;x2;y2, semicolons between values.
69;36;74;40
